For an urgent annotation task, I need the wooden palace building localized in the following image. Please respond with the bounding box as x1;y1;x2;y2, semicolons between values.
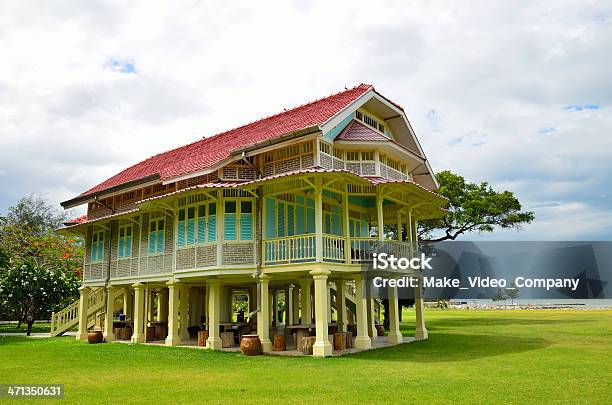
54;84;446;357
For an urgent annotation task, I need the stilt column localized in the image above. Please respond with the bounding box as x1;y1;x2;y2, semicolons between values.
103;286;116;341
131;283;145;343
76;286;90;341
165;280;181;346
311;269;332;357
299;278;312;325
256;275;272;352
206;279;223;350
354;276;372;350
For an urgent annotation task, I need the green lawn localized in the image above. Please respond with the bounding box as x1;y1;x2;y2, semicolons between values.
1;309;611;404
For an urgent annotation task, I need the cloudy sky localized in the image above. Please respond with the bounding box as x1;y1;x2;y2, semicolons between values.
0;0;610;240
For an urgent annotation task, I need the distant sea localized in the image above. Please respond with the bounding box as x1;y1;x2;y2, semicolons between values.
449;299;612;308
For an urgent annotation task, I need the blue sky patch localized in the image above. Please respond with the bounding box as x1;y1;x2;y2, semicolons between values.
539;127;555;134
563;104;599;112
106;57;136;74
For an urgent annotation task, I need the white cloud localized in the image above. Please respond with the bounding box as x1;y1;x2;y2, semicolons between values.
0;0;610;240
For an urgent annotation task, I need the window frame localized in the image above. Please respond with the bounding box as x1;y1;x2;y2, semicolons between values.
91;229;105;263
176;201;218;248
117;224;133;260
148;217;165;255
223;198;255;242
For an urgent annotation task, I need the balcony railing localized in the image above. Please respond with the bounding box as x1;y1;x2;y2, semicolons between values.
263;235;417;266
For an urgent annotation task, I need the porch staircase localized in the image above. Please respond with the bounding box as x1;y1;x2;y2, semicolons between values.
329;284;357;315
50;288;105;337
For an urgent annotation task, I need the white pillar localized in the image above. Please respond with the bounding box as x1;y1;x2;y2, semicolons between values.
414;277;428;340
257;275;272;352
131;283;145;343
123;288;133;321
292;285;300;325
299;278;312;324
286;286;292;326
179;286;189;340
387;286;403;344
165;280;181;346
158;287;168;322
76;286;90;341
103;286;116;341
354;276;372;350
311;270;332;357
206;279;223;350
314;178;323;262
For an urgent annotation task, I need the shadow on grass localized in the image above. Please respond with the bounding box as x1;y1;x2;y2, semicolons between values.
348;332;551;363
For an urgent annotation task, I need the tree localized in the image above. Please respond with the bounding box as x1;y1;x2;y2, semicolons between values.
506;282;521;304
0;196;83;329
0;257;80;335
5;195;66;236
418;171;535;242
492;287;508;302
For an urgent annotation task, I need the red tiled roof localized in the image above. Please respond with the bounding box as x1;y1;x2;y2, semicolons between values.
335;120;390;142
77;84;374;199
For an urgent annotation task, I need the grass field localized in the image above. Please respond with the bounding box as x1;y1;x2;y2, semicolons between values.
1;309;611;404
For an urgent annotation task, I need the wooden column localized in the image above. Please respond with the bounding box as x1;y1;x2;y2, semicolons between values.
353;276;372;350
158;287;168;322
410;213;428;340
336;280;347;332
131;283;145;343
178;286;189;340
299;278;312;324
286;286;293;326
165;280;181;346
256;275;272;352
123;288;133;321
206;279;223;350
343;191;351;264
311;270;332;357
387;210;403;344
189;287;199;326
291;284;300;325
75;286;90;341
314;177;323;262
103;286;116;341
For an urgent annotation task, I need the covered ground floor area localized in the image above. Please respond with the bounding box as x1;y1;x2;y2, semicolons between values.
76;268;428;357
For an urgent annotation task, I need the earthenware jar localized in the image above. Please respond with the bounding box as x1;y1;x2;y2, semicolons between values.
240;334;262;356
88;330;104;344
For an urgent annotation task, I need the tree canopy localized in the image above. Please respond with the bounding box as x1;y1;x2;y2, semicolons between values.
419;171;535;242
0;196;82;334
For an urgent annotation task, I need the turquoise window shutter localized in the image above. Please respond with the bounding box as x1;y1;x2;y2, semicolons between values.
157;230;164;253
296;205;305;235
240;214;253;240
125;236;132;257
265;197;276;238
208;216;216;241
187;219;195;245
307;207;315;233
97;242;104;262
91;242;97;262
332;214;341;236
277;202;285;237
197;217;206;243
225;213;237;240
149;231;156;254
287;204;295;236
177;221;185;247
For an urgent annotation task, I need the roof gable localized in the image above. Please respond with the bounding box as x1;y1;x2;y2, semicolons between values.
334;120;390;142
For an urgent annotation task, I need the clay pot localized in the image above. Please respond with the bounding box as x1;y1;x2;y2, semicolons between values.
376;325;385;337
240;334;262;356
88;330;104;344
